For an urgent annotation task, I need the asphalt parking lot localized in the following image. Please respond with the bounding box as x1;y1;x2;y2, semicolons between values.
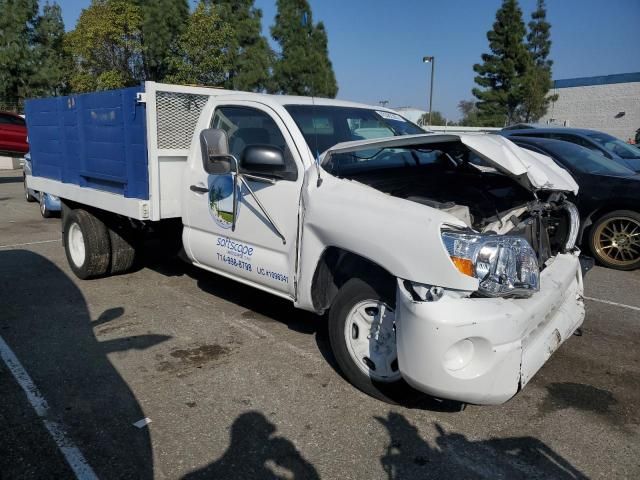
1;168;639;480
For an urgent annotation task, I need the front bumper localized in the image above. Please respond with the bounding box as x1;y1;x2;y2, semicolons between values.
396;252;585;405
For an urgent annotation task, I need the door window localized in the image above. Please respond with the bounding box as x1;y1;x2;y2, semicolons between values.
211;106;297;180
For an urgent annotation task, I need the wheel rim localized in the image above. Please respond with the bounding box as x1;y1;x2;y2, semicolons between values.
24;178;29;200
344;300;401;383
40;196;46;215
68;222;86;267
594;216;640;267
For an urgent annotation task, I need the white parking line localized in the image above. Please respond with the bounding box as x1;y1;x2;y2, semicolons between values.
0;239;59;249
584;296;640;312
0;336;99;480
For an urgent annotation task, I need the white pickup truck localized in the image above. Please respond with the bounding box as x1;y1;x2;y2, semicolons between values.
26;82;586;405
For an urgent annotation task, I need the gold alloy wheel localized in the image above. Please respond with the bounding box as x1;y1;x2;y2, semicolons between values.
593;216;640;267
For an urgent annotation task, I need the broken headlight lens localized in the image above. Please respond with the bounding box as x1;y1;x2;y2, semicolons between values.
441;230;539;298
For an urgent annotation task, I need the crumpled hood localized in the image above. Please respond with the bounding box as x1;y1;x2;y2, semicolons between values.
322;133;579;194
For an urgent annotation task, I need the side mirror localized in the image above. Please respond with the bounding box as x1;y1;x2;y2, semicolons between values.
241;145;285;173
200;128;237;174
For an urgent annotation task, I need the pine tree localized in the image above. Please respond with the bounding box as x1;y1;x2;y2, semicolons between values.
520;0;557;122
166;1;232;86
136;0;189;81
212;0;272;92
0;0;38;109
309;21;337;97
472;0;529;126
30;2;70;97
271;0;337;98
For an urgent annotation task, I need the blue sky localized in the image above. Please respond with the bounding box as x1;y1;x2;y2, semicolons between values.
57;0;640;120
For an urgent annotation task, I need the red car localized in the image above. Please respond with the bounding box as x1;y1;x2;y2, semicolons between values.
0;111;28;154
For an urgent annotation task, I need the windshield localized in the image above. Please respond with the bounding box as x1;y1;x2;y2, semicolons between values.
284;105;424;156
543;141;636;177
587;132;640;159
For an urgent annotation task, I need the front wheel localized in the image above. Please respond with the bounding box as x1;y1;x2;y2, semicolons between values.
328;277;407;402
589;210;640;270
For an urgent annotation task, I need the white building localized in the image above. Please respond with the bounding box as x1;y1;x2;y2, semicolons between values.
541;72;640;141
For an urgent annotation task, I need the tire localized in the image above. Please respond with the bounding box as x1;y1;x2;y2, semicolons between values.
24;176;36;202
328;277;409;403
589;210;640;271
107;223;137;275
63;208;111;279
40;195;54;218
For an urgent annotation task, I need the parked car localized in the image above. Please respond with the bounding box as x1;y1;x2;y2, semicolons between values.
510;136;640;270
502;127;640;172
23;154;61;218
25;83;587;405
0;111;29;155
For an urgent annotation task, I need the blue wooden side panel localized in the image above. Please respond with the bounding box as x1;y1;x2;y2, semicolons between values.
25;86;149;200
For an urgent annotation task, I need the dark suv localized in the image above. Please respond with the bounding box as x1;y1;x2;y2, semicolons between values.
501;127;640;172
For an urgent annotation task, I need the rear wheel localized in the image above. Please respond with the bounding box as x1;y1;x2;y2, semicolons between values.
589;210;640;270
107;223;137;275
24;176;36;202
328;277;406;402
39;194;54;218
63;209;111;279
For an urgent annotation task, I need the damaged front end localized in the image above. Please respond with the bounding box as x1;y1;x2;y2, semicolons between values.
438;193;581;299
322;133;582;299
480;193;580;265
320;134;587;404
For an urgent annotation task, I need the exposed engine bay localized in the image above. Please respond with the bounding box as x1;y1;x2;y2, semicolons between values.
328;142;577;265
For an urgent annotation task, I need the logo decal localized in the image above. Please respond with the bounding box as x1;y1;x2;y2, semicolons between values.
208;174;238;229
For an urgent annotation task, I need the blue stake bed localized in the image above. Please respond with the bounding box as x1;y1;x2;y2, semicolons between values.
25;86;149;200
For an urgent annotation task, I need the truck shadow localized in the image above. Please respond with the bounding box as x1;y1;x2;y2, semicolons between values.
0;250;168;479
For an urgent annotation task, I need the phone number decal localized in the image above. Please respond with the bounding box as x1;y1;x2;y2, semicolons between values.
216;253;252;272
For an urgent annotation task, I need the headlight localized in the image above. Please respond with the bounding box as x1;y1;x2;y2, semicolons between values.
441;230;539;298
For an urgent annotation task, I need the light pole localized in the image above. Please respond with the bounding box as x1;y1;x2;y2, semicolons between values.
422;56;435;126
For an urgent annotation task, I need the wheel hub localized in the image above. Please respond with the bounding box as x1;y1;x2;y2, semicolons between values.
344;300;401;383
595;216;640;266
68;222;86;267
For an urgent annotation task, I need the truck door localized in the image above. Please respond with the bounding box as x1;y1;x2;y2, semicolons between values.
183;102;304;298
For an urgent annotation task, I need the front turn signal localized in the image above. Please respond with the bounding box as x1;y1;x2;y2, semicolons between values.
450;256;475;277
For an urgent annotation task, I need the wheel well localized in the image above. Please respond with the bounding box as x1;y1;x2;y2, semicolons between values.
310;247;395;313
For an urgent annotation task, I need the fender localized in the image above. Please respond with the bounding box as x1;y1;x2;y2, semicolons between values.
294;168;478;311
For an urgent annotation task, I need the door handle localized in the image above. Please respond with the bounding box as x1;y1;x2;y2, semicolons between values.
190;185;208;193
